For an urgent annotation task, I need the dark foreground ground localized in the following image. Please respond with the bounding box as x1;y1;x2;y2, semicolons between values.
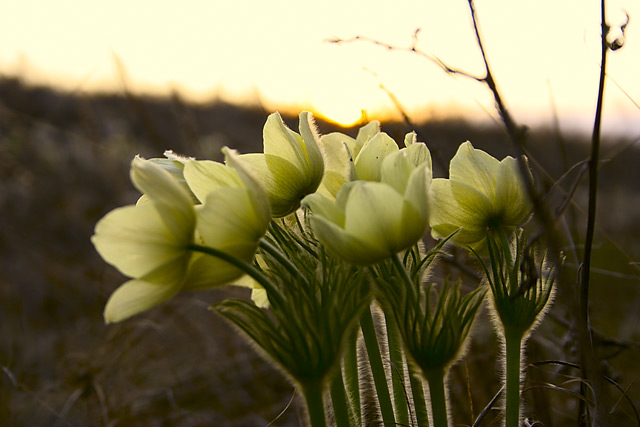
1;76;639;426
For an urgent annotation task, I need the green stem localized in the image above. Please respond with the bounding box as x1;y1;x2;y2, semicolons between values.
343;328;361;425
329;369;351;427
360;306;396;427
425;367;449;427
504;330;523;427
301;380;327;427
409;366;430;427
385;313;409;427
187;243;284;306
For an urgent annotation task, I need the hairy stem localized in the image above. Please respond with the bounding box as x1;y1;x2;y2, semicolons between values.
409;366;430;427
385;313;409;426
301;380;327;427
425;367;449;427
504;330;524;427
360;306;396;426
343;328;362;425
329;368;351;427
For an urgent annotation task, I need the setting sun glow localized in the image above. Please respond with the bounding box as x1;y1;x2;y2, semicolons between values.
0;0;638;135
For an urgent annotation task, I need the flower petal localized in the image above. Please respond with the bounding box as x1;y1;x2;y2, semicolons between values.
238;153;305;217
449;180;495;226
183;160;243;203
354;120;381;155
354;132;398;181
182;244;256;290
298;111;325;185
263;112;308;171
302;193;345;227
310;214;387;264
103;277;182;323
223;147;271;227
130;156;195;241
197;187;267;246
429;179;488;231
495;156;532;226
344;182;407;253
92;204;186;279
449;141;499;202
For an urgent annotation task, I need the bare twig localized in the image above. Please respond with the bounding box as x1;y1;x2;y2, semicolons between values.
578;0;610;422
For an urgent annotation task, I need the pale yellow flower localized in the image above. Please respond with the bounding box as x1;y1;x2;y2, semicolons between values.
93;149;271;323
239;112;324;217
316;121;381;197
92;156;196;323
430;141;532;251
303;142;431;264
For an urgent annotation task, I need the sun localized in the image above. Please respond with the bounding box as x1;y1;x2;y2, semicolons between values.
311;98;366;128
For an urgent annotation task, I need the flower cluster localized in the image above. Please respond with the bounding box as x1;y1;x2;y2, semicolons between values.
92;111;553;427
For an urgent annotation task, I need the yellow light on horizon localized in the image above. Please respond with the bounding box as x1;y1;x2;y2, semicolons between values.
0;0;638;136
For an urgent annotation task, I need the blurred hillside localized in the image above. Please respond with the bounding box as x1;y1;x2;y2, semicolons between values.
1;76;639;425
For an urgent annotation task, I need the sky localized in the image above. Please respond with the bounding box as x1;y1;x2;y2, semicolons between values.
0;0;638;135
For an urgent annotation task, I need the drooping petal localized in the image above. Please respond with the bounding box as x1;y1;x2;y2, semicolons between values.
449;142;499;202
92;204;186;279
103;277;183;323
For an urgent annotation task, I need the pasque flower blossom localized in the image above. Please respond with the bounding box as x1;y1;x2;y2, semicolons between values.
92;149;270;323
429;141;532;251
302;138;431;264
239;111;324;217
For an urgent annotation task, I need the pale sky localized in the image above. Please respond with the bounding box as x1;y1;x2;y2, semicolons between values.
0;0;638;134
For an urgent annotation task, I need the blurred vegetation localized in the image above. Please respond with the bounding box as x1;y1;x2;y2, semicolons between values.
1;76;638;425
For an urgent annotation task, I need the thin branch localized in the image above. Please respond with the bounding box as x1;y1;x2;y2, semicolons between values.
578;0;609;422
327;34;483;81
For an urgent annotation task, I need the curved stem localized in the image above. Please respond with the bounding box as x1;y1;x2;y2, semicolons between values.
360;306;396;427
301;380;327;427
425;367;449;427
187;243;284;306
504;330;523;427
